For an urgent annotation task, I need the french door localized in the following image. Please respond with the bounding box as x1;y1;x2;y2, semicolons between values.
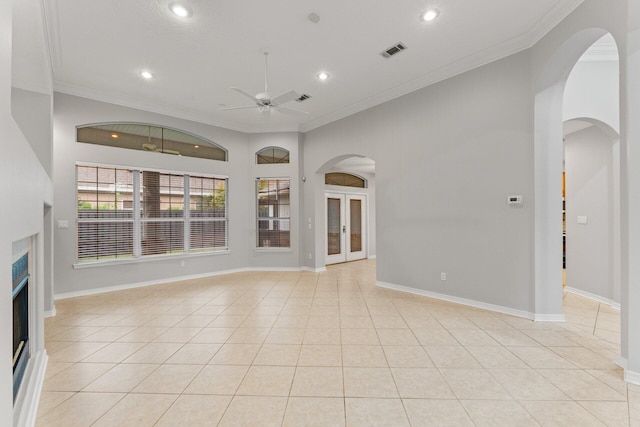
325;193;367;265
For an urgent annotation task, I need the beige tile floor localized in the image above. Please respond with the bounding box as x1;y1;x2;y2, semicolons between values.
36;259;640;426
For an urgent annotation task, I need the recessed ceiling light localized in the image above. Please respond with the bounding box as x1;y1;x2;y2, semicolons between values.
317;72;329;81
169;3;191;18
111;134;118;138
422;8;439;22
194;145;199;149
139;70;154;79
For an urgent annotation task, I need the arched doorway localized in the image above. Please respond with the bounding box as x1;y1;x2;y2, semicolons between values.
563;118;620;307
561;34;621;309
533;28;617;321
316;155;376;266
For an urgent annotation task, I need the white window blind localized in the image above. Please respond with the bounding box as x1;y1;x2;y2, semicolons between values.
141;171;185;256
77;165;135;261
77;165;228;263
256;178;290;248
189;176;227;252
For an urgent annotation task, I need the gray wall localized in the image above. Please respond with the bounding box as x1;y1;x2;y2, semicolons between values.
565;125;616;301
304;51;534;312
11;88;53;176
53;94;303;295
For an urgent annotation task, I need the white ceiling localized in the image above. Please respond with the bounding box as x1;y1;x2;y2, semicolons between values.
17;0;585;133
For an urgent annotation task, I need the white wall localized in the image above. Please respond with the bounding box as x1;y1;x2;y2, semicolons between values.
2;0;54;423
304;51;535;314
11;88;55;315
564;59;620;133
565;125;616;302
625;0;640;383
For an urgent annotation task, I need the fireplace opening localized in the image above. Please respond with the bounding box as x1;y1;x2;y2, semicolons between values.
12;253;30;402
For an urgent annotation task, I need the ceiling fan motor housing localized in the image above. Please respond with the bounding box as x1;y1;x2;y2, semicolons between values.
256;92;271;103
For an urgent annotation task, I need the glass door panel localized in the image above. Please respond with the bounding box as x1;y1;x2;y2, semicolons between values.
350;199;362;252
327;198;342;256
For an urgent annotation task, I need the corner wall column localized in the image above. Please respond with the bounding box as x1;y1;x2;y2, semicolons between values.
623;0;640;384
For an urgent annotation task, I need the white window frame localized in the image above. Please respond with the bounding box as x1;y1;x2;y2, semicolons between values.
75;163;228;266
256;177;291;249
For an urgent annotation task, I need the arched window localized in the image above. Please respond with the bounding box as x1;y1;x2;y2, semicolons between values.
77;123;227;161
325;172;366;188
256;146;290;164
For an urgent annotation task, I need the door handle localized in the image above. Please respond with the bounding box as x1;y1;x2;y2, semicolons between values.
342;225;346;233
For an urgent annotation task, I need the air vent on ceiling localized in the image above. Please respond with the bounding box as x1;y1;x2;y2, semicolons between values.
381;42;407;58
296;94;312;102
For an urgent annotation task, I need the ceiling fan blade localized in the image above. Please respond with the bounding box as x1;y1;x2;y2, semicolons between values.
276;105;308;116
231;87;258;102
221;105;257;111
272;90;299;106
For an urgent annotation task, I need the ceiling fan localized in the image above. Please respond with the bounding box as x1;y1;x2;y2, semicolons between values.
222;50;307;117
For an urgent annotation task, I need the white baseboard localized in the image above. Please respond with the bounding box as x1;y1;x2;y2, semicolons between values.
302;266;327;273
55;266;327;300
55;267;250;300
625;368;640;386
44;306;56;318
376;280;534;320
619;356;640;386
367;255;377;260
14;350;48;427
565;287;620;310
534;313;566;322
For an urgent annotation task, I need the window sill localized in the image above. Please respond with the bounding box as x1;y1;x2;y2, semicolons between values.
254;248;292;253
73;249;231;269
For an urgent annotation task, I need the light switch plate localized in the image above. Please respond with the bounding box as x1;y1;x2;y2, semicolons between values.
577;216;588;224
57;220;69;229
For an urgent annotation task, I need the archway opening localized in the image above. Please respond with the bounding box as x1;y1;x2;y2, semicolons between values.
316;155;376;267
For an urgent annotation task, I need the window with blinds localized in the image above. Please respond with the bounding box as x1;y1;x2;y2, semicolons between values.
189;176;227;252
256;178;290;248
77;165;228;263
77;166;135;261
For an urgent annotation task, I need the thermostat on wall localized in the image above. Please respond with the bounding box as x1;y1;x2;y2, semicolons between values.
507;195;523;206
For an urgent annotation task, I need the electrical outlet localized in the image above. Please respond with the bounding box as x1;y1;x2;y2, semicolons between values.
308;253;312;259
180;261;185;267
440;272;446;281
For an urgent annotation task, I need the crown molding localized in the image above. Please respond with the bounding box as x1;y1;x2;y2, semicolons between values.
12;80;53;96
41;0;62;75
300;0;584;133
50;1;584;135
526;0;585;46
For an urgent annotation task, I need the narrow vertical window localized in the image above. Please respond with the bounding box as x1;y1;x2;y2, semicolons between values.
257;178;290;248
